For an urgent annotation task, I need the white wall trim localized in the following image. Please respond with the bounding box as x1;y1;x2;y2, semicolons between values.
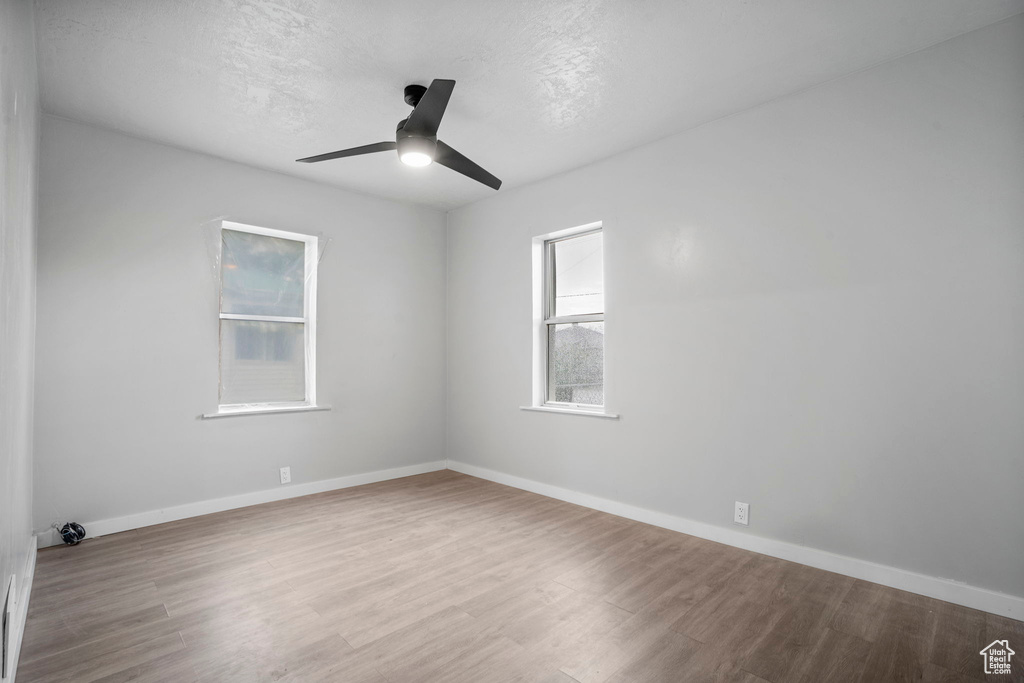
9;541;37;683
446;460;1024;620
35;461;446;549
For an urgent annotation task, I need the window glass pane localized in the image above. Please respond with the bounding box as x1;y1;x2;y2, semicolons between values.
548;322;604;406
220;320;305;404
553;231;603;317
221;229;305;317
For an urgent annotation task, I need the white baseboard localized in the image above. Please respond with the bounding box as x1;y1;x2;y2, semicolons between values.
36;461;447;549
8;541;36;683
447;460;1024;620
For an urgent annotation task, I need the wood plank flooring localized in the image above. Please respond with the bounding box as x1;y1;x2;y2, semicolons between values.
18;471;1023;682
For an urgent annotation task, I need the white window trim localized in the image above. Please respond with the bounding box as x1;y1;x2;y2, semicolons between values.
202;404;330;419
519;405;619;419
522;221;616;418
212;220;321;417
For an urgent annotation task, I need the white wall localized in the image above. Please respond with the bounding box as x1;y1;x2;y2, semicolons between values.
0;0;39;675
447;16;1024;600
34;116;447;534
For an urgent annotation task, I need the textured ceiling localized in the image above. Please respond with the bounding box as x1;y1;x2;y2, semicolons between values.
35;0;1024;211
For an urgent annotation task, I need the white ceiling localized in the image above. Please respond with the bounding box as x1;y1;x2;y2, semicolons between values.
35;0;1023;211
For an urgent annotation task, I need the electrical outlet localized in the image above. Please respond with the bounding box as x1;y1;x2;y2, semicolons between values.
734;501;749;526
279;467;291;485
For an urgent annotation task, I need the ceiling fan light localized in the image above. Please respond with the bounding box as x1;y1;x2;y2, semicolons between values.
400;151;433;167
396;135;436;169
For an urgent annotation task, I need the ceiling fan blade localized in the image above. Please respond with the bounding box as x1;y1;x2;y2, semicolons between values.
403;79;456;137
435;140;502;190
296;141;396;163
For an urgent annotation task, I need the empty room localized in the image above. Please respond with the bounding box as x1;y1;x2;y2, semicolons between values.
1;0;1023;681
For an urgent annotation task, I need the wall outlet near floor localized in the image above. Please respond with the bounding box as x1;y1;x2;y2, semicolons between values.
734;501;749;526
279;467;291;485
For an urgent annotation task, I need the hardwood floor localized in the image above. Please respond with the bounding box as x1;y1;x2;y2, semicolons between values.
18;471;1023;682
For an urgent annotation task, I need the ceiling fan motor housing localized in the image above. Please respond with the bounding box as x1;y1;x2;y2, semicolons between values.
396;119;437;159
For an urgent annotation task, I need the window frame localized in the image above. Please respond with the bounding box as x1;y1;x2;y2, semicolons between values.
216;220;318;415
530;222;608;414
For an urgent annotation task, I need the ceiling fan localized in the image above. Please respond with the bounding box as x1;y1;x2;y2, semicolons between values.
296;79;501;190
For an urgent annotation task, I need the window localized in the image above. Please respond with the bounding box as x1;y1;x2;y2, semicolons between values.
217;221;318;413
533;224;605;411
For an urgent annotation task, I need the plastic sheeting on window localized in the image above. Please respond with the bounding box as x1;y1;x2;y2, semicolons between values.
220;319;306;404
221;228;305;317
201;216;330;283
200;218;328;411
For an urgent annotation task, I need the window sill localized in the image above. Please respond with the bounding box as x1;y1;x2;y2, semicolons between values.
519;405;619;420
201;405;331;419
